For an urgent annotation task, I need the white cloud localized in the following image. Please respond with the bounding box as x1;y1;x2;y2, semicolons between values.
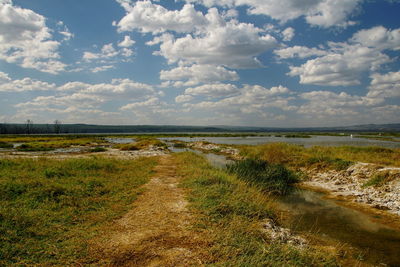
160;64;239;86
82;43;134;72
351;26;400;50
184;83;239;98
152;13;277;68
275;46;328;59
183;84;294;118
185;0;362;28
175;94;194;103
286;26;399;86
282;27;295;41
116;1;207;34
298;90;383;117
368;71;400;98
92;65;115;73
117;3;277;68
0;71;55;92
0;1;66;73
118;35;135;47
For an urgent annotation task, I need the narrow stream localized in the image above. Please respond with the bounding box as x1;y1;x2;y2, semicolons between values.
276;189;400;266
174;148;400;266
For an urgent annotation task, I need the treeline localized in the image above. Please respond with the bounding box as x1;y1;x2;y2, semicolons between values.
0;120;66;134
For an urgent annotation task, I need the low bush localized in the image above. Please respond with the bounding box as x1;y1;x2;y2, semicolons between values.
227;158;298;195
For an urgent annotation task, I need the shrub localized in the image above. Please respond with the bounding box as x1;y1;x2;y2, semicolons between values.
90;147;107;153
227;158;298;195
0;142;13;148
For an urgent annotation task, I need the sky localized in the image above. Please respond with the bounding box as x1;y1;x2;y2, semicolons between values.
0;0;399;127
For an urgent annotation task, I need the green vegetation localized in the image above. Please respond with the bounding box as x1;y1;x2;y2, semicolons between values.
0;142;13;148
227;158;298;195
90;147;107;153
0;156;157;265
362;171;397;188
239;143;400;169
174;152;337;266
115;137;167;151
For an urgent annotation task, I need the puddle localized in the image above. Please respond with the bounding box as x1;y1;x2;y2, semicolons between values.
276;189;400;266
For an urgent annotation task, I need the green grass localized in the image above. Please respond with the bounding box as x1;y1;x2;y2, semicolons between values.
227;158;298;195
0;142;13;148
239;143;400;169
90;147;107;153
174;152;338;266
0;156;157;266
362;171;396;188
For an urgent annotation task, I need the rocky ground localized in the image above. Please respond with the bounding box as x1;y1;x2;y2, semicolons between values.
302;163;400;215
0;145;168;159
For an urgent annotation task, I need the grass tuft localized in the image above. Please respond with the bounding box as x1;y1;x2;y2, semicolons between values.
174;152;338;266
227;158;298;195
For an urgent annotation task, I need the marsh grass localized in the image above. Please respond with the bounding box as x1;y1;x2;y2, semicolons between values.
240;143;400;169
227;158;298;195
0;141;13;148
174;152;337;266
0;156;157;265
116;137;167;151
90;147;107;152
362;171;397;188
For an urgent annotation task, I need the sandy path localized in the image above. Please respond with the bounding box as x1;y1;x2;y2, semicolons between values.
91;155;207;266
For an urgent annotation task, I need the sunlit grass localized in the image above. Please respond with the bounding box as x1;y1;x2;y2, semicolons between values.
0;156;157;265
174;152;338;266
239;143;400;168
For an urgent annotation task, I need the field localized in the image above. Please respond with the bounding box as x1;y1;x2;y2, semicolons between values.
0;134;399;266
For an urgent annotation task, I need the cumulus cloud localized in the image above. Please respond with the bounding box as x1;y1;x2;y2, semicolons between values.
118;35;135;47
160;64;239;86
285;26;399;86
297;90;384;119
0;71;55;92
183;84;294;119
0;1;66;73
275;46;328;59
282;27;295;41
82;43;134;72
116;1;207;34
368;71;400;98
117;2;277;69
185;0;362;28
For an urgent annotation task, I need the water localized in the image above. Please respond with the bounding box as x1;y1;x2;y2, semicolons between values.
276;189;400;266
161;135;400;148
166;142;234;169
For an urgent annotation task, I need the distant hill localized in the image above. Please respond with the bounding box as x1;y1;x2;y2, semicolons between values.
0;123;399;134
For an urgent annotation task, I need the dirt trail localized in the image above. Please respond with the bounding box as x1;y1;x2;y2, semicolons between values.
91;155;207;266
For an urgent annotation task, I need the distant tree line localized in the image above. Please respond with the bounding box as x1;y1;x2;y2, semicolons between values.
0;120;66;134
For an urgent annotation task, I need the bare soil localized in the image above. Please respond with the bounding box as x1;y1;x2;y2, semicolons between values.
89;155;209;266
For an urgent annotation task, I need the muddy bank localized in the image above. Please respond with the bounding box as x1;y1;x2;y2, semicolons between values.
302;162;400;216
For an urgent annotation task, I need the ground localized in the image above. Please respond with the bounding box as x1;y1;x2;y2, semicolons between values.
90;155;208;266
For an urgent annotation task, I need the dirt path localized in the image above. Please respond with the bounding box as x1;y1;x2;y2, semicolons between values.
91;155;207;266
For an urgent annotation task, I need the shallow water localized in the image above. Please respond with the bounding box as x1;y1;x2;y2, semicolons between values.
276;189;400;266
166;142;234;169
161;135;400;148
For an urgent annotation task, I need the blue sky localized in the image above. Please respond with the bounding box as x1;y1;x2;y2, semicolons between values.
0;0;399;127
